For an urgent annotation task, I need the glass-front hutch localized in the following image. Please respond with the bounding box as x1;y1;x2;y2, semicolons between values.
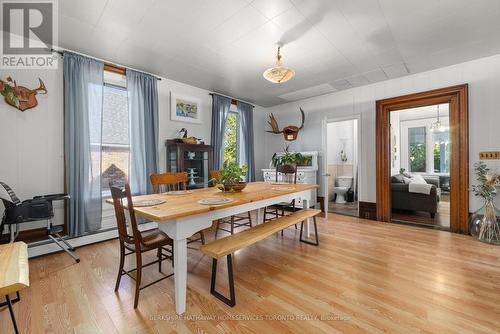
165;140;213;189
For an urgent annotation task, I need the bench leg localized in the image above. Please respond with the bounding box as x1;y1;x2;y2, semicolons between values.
5;295;19;334
210;255;236;307
300;216;319;246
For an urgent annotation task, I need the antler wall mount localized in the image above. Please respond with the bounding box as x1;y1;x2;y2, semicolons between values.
266;107;305;141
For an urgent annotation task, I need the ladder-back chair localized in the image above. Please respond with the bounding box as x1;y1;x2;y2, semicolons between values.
110;183;174;308
149;172;205;245
210;170;253;239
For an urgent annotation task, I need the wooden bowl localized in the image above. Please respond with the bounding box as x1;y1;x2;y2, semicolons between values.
221;182;247;192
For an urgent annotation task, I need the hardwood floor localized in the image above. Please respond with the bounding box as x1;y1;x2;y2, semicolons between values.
1;214;499;334
392;197;450;229
328;201;359;217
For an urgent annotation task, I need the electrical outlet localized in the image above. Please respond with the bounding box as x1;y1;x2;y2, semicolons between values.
364;212;370;219
479;151;500;160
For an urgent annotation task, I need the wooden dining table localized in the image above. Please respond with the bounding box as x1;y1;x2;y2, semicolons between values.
107;181;318;314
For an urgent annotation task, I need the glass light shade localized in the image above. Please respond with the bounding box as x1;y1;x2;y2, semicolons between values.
263;46;295;83
263;66;295;83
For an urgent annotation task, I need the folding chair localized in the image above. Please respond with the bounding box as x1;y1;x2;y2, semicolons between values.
0;182;80;262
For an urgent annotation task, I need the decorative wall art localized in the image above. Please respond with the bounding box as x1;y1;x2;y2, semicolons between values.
0;77;47;111
170;92;201;123
266;107;305;141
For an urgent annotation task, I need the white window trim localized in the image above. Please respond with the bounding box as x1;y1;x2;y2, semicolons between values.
400;118;449;174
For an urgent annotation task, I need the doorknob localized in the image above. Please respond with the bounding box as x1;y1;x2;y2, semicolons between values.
324;173;331;176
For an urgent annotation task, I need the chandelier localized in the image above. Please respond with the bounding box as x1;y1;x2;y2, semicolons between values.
263;46;295;83
430;104;445;132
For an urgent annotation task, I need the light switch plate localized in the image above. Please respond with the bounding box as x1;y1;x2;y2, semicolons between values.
479;151;500;160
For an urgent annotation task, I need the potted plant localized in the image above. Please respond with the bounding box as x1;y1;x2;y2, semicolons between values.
469;161;500;244
211;162;248;192
271;145;311;167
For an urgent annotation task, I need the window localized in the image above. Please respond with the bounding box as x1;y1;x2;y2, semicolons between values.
433;131;450;173
99;71;129;229
101;71;129;195
223;104;239;166
408;126;426;172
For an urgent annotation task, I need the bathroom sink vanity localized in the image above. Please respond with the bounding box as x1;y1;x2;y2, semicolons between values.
262;151;318;208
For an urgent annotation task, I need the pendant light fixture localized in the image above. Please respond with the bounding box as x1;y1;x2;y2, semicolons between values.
430;104;445;132
263;46;295;83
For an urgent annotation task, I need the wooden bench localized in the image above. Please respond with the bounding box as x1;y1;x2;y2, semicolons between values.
200;208;321;306
0;242;29;334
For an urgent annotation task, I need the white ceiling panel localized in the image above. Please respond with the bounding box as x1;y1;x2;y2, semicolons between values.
346;74;370;87
278;83;335;101
382;63;409;79
271;6;307;32
251;0;294;19
203;4;269;51
363;69;388;83
57;0;500;107
330;79;352;91
59;0;107;27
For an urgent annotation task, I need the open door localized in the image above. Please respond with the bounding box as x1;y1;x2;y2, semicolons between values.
321;117;329;219
322;116;360;218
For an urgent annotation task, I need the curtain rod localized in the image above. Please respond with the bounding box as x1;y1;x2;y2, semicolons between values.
209;92;255;108
50;48;162;81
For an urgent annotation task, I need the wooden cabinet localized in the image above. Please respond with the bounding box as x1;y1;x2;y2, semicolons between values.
165;140;213;189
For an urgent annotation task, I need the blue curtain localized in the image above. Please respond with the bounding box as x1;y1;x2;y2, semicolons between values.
64;52;104;236
127;70;159;195
237;101;255;181
211;94;231;169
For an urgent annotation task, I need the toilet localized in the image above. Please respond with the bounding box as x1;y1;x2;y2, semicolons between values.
333;176;353;203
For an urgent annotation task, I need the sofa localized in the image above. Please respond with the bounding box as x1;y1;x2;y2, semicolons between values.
391;174;440;218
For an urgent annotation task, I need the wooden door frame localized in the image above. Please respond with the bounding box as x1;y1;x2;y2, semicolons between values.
376;84;469;233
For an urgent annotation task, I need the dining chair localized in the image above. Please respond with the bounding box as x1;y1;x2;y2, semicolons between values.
209;170;253;239
264;164;299;234
110;183;174;308
150;172;205;245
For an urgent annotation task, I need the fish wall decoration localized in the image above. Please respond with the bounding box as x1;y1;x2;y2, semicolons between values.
0;77;47;112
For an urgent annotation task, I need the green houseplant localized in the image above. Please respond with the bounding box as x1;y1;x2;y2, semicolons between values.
271;145;312;167
211;162;248;192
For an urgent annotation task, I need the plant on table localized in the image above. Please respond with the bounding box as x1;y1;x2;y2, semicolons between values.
211;162;248;192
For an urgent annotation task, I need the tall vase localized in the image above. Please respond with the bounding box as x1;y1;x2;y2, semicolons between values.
469;199;500;245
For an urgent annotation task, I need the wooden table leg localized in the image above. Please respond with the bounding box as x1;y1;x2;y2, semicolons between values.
173;238;187;314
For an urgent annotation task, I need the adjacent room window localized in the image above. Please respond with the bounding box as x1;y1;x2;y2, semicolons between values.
408;126;426;172
433;131;450;173
223;104;239;166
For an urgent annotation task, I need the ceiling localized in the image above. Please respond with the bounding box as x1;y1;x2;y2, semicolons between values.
59;0;500;107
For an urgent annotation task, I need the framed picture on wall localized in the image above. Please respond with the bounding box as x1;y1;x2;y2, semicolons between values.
170;92;201;124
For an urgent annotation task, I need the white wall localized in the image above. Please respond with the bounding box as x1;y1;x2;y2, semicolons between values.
0;55;266;234
0;68;64;230
263;53;500;212
156;80;267;175
327;120;354;165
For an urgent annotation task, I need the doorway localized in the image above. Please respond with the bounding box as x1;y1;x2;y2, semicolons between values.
376;85;469;234
389;104;451;229
323;117;360;217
